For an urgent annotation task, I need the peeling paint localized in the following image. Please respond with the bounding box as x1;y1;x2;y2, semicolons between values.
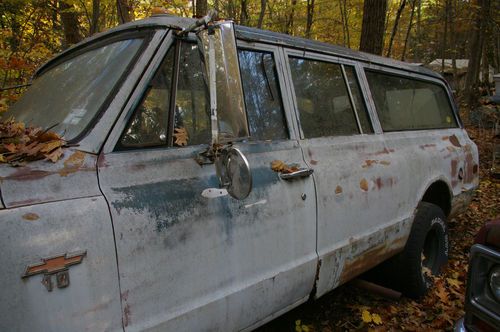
419;144;436;150
448;135;461;147
59;151;86;177
244;199;267;209
335;186;343;195
361;160;378;168
359;178;369;192
22;213;39;221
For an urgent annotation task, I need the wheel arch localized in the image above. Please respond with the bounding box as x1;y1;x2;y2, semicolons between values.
420;179;452;217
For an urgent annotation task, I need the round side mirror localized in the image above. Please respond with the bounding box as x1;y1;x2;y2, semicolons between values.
216;147;252;200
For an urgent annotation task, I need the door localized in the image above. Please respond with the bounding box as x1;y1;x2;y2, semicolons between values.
98;35;317;331
282;50;412;298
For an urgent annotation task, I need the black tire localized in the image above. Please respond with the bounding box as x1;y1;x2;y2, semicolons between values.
399;202;449;298
364;202;449;299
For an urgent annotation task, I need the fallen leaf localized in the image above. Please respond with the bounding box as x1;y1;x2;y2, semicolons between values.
173;127;188;146
361;310;372;323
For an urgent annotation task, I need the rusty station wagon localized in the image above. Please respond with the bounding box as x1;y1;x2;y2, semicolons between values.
0;12;479;332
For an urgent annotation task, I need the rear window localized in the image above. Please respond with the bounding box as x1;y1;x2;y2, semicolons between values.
9;37;145;141
366;71;457;131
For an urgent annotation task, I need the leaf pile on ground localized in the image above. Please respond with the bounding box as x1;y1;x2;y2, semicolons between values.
258;124;499;331
0;118;66;165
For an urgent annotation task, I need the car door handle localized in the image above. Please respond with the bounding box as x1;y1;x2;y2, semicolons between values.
279;168;314;180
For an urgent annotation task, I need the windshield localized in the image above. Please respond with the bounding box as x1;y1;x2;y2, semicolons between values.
8;38;144;141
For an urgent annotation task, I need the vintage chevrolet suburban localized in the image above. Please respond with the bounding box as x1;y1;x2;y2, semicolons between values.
0;13;479;332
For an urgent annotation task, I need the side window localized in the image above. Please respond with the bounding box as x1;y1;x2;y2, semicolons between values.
289;57;360;138
119;41;209;149
344;66;373;134
366;71;458;131
238;49;288;140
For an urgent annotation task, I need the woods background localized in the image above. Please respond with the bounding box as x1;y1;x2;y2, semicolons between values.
0;0;499;111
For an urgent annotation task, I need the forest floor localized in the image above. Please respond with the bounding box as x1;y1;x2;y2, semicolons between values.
257;121;500;332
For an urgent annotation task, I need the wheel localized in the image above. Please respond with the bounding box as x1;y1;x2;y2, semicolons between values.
399;202;449;298
363;202;449;298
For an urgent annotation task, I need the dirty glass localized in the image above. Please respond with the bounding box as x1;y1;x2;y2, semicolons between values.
121;46;174;147
10;38;144;141
173;42;210;146
238;49;288;140
344;66;373;134
120;41;210;148
289;57;360;138
366;71;457;131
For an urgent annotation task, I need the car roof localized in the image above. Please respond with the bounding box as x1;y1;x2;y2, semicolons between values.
37;14;441;80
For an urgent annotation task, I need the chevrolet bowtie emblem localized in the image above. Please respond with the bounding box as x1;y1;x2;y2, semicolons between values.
22;250;87;292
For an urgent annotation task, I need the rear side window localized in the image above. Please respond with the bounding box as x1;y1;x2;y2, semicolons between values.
289;57;360;138
366;71;457;131
238;49;288;140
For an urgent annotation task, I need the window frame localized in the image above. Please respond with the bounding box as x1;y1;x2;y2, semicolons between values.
115;36;213;151
236;40;296;141
362;65;462;132
283;49;373;139
23;30;153;145
236;45;290;142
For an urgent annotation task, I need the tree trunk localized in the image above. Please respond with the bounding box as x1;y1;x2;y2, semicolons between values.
90;0;100;35
401;0;416;61
59;0;82;48
196;0;208;18
240;0;249;25
386;0;406;57
286;0;297;35
257;0;267;28
441;0;450;74
339;0;350;48
359;0;387;55
464;0;490;105
414;0;422;61
116;0;132;24
305;0;315;39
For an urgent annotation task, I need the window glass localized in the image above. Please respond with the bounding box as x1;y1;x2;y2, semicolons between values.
289;57;359;138
120;42;210;148
344;66;373;134
120;46;174;147
366;71;457;131
238;49;288;140
174;42;210;146
10;38;144;141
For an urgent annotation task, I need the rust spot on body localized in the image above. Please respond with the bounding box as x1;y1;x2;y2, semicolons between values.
360;178;369;192
335;185;343;194
464;152;475;183
310;159;318;165
371;148;394;156
451;159;458;177
6;167;52;182
420;144;436;150
362;160;378;168
379;160;391;166
449;135;461;147
22;213;39;221
338;237;406;285
59;151;86;177
375;178;383;190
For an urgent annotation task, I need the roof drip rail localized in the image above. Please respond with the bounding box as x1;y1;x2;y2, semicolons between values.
177;10;218;36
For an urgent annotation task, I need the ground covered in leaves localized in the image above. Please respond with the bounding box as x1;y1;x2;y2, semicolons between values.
258;125;499;332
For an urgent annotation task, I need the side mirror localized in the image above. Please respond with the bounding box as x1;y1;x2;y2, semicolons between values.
215;147;252;200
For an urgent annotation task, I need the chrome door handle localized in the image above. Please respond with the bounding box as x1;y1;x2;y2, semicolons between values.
279;168;314;180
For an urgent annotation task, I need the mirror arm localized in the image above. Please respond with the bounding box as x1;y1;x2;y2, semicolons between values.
177;10;218;37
